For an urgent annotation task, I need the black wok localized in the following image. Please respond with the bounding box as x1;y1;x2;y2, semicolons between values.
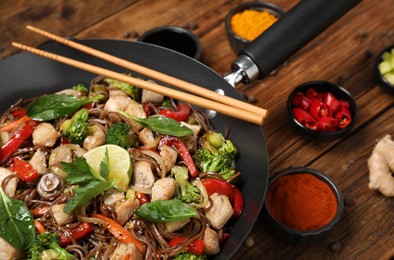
0;0;360;259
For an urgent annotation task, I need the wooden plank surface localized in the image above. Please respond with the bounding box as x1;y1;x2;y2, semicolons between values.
0;0;393;259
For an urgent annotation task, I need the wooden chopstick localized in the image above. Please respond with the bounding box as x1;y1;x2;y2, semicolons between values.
12;42;265;125
25;25;268;120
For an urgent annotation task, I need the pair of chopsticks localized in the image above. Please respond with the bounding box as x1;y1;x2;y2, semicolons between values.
12;25;268;125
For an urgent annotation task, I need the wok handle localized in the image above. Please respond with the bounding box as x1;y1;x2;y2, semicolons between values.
231;0;362;83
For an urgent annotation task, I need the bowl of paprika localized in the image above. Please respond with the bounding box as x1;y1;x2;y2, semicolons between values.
263;167;344;246
225;1;285;53
287;81;358;141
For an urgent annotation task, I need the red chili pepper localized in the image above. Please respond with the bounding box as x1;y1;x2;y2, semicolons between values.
58;222;93;247
291;92;312;110
336;109;352;128
136;192;149;205
309;99;331;120
292;107;318;130
232;187;244;219
322;92;340;113
0;123;34;164
9;157;39;182
338;100;350;111
305;88;322;101
10;108;26;118
201;178;234;202
159;103;191;122
168;237;205;255
317;116;337;132
159;135;199;178
143;103;152;117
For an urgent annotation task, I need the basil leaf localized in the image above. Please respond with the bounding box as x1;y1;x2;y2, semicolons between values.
63;180;114;213
0;187;35;250
27;94;103;121
135;199;198;222
119;111;193;137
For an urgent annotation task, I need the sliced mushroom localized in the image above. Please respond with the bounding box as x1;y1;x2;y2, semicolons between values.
37;173;65;200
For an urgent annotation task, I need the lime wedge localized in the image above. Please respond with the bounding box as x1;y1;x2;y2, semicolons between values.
83;144;132;192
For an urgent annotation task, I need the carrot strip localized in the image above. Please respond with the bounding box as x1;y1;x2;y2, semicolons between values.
34;220;46;234
0;115;31;132
91;213;145;253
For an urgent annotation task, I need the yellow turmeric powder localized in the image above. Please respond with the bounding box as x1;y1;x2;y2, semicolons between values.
231;10;278;41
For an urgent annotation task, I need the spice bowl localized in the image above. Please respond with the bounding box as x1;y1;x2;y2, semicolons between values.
374;44;394;95
263;167;344;246
139;26;202;60
287;81;358;141
225;1;285;53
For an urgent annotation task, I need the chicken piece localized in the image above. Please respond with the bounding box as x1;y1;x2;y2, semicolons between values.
51;204;76;226
159;145;178;173
125;99;146;131
180;122;202;152
102;191;125;205
204;193;234;229
0;131;10;146
104;89;131;112
83;124;106;151
138;127;160;149
141;89;164;104
151;178;176;201
56;88;81;98
0;167;18;197
0;237;25;260
32;122;60;147
29;149;48;174
203;227;220;255
110;243;143;260
165;218;190;233
132;161;155;190
115;199;140;226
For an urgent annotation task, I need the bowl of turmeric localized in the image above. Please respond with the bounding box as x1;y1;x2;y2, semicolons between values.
225;1;285;53
263;167;344;246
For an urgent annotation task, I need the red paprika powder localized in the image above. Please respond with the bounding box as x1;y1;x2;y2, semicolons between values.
266;173;337;231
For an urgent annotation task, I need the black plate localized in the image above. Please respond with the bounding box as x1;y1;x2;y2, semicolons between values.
0;40;269;260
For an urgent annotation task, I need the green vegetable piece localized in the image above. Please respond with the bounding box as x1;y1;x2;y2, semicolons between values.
0;187;35;250
60;108;90;145
72;83;88;95
27;94;103;121
119;111;193;137
174;252;208;260
28;232;75;260
135;199;198;223
173;166;200;204
104;78;142;101
106;122;137;149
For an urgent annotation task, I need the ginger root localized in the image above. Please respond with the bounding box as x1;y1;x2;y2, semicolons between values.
367;134;394;197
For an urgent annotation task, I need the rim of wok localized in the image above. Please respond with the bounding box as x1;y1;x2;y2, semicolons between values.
0;39;269;260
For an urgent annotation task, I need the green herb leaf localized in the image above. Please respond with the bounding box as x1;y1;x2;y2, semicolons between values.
135;199;198;223
61;157;96;184
27;94;103;121
119;111;193;137
0;187;35;250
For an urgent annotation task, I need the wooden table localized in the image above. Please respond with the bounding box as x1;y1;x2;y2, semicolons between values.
1;0;393;259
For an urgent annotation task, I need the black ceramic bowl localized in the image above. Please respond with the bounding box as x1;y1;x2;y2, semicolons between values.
263;167;344;246
287;81;358;141
374;44;394;95
139;26;202;60
225;1;285;54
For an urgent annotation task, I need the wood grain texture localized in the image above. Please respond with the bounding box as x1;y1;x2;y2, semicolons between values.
0;0;393;259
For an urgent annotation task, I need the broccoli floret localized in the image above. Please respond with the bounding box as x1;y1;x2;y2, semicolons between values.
173;252;207;260
106;122;137;149
193;131;238;180
60;108;90;145
104;78;142;101
28;232;75;260
72;83;88;96
173;166;200;204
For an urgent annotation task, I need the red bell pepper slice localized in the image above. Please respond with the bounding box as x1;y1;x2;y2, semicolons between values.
322;92;340;113
201;178;234;202
336;109;352;128
292;107;318;130
309;99;331;120
159;135;199;177
291;92;312;110
0;123;34;164
30;206;51;217
136;192;149;205
10;108;27;118
159;103;191;122
305;88;322;101
58;222;93;247
168;237;205;255
232;187;244;219
317;116;337;132
0;115;32;132
9;157;39;182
